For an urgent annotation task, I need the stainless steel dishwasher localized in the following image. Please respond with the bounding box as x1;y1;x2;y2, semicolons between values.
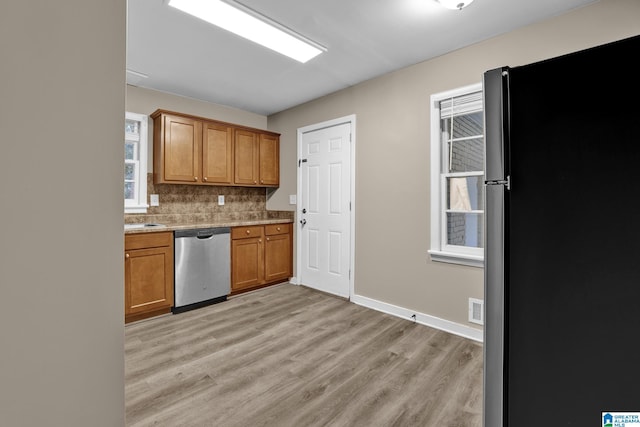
173;227;230;314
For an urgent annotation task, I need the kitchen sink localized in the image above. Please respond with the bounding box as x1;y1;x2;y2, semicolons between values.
124;223;167;230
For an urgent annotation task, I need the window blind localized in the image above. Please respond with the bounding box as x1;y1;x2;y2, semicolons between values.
439;91;483;117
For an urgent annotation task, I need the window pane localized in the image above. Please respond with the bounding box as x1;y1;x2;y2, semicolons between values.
124;182;135;200
447;176;484;211
453;111;482;139
448;138;484;173
125;119;139;135
447;212;484;248
125;163;136;181
440;112;483;140
125;142;136;160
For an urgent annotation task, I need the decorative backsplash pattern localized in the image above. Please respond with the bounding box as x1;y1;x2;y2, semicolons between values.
125;174;293;225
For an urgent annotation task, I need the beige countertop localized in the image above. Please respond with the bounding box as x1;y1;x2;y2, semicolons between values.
124;218;293;234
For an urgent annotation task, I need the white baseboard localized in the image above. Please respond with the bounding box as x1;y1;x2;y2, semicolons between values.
351;294;483;343
289;277;299;285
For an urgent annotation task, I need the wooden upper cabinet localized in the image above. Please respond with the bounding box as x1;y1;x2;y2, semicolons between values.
234;130;280;187
152;109;279;187
203;121;233;185
259;133;279;186
234;129;259;185
154;113;201;183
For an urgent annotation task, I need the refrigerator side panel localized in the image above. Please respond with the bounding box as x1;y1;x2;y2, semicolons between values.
483;67;509;427
484;68;508;183
484;185;506;427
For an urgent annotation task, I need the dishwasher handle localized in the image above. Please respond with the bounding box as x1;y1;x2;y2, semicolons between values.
175;227;231;239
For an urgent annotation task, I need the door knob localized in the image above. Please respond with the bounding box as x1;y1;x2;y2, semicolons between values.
300;219;306;226
302;208;307;214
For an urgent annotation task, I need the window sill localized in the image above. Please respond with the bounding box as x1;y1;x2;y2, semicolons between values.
125;204;149;214
428;250;484;268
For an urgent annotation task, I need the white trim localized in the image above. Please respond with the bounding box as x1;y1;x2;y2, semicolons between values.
125;204;150;214
351;293;483;342
296;114;356;300
428;250;484;268
125;112;148;214
429;83;484;267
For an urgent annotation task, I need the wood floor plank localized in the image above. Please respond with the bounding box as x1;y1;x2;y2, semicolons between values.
125;284;483;427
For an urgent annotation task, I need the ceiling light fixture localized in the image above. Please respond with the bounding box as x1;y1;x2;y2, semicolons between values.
436;0;475;10
167;0;325;63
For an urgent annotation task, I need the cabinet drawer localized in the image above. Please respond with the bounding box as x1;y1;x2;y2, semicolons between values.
231;226;264;240
125;231;173;250
265;223;290;236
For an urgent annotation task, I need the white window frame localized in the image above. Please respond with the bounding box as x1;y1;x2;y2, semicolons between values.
124;112;148;214
429;83;484;268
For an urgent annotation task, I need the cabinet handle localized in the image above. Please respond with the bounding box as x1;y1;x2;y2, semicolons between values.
194;176;198;181
267;237;270;241
246;230;251;235
261;179;264;184
258;239;262;243
203;177;208;182
254;180;257;184
276;227;281;231
125;253;130;259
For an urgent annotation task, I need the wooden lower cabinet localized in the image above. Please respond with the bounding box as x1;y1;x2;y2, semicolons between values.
231;223;292;295
124;232;174;323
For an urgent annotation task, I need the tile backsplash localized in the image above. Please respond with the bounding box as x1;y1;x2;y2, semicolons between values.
125;174;293;224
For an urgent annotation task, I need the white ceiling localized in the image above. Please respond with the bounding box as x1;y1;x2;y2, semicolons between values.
127;0;596;116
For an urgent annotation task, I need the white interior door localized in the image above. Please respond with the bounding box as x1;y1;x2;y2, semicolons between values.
299;120;352;298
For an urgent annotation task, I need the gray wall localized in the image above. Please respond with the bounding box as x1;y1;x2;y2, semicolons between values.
267;0;640;329
0;0;126;426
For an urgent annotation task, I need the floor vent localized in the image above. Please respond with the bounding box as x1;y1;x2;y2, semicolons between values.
468;298;484;325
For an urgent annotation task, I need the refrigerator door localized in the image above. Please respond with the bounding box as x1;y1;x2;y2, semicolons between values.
483;66;510;427
485;34;640;426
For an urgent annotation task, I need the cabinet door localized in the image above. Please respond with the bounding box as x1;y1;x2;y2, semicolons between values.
234;129;259;185
264;231;291;283
231;237;263;291
259;133;279;186
162;114;202;183
124;245;174;317
202;121;233;184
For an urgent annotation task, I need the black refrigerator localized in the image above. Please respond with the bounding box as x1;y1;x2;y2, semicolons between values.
483;34;640;427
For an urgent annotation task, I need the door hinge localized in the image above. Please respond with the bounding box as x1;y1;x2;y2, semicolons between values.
485;175;511;190
299;158;308;167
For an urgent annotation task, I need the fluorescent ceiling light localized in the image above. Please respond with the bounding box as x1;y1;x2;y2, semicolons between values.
168;0;325;63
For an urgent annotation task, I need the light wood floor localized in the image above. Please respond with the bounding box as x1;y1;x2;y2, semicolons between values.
125;284;483;427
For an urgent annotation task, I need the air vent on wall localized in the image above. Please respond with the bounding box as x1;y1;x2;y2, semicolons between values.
469;298;484;325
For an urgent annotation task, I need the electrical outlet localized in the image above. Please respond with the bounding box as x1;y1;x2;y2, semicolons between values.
289;194;297;205
218;195;225;206
150;194;159;206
